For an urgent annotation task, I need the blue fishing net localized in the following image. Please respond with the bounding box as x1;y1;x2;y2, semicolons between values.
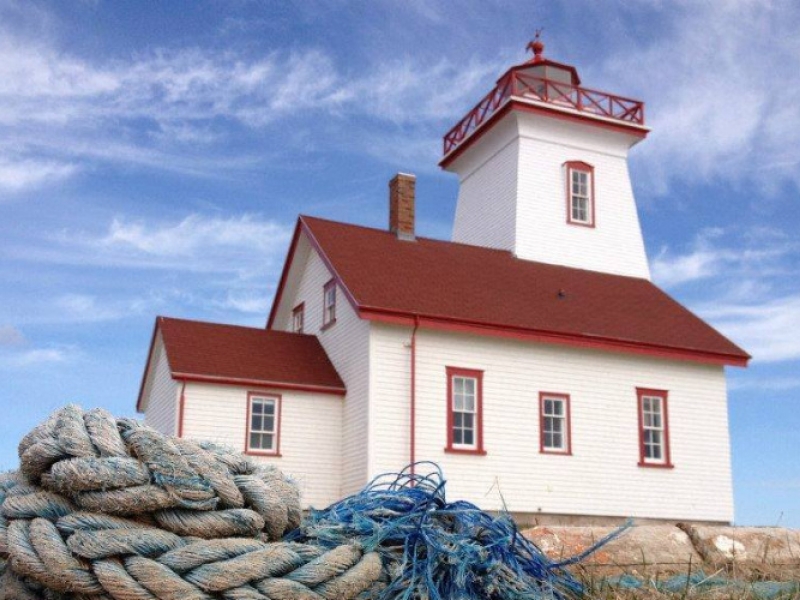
287;463;630;600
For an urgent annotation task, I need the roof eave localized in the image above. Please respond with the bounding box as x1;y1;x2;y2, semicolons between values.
172;372;347;396
359;306;750;368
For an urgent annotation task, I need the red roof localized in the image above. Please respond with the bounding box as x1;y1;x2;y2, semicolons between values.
276;216;748;366
137;317;345;411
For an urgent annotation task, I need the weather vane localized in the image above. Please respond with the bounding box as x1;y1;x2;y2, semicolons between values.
526;28;545;60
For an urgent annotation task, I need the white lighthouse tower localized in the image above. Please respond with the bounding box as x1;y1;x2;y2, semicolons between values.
441;35;651;280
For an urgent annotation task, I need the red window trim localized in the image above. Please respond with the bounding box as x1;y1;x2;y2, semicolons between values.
636;387;673;469
444;366;486;455
539;392;572;455
292;302;305;333
245;391;282;457
564;161;595;228
322;279;337;330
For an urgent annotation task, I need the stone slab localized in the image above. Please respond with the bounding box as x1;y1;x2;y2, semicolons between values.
680;525;800;569
523;525;703;576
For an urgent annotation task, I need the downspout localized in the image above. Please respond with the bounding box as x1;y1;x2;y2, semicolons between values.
177;380;186;438
410;315;420;476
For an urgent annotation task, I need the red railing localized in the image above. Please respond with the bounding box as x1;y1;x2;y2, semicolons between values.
443;71;645;156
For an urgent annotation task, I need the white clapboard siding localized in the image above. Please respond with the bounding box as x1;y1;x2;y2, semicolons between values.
452;116;519;252
449;111;651;280
275;242;371;497
181;382;343;509
369;323;733;523
143;334;179;435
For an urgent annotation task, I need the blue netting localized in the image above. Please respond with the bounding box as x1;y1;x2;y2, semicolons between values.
605;569;800;599
286;463;631;600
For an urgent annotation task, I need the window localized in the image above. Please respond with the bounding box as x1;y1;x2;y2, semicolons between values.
637;388;672;468
246;393;281;455
445;367;486;455
322;279;337;329
565;161;595;227
539;393;571;454
292;303;305;334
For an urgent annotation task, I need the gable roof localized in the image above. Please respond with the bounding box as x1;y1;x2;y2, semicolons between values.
137;316;345;411
269;216;749;367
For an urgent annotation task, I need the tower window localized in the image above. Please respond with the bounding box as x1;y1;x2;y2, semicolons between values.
565;161;595;227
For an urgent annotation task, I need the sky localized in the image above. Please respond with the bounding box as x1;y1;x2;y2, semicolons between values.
0;0;798;527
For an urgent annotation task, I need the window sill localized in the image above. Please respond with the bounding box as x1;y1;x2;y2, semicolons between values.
245;450;282;458
444;447;487;456
638;461;674;469
567;219;595;229
321;319;337;332
540;449;572;456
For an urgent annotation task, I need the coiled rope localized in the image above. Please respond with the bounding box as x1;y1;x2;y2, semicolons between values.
0;405;382;599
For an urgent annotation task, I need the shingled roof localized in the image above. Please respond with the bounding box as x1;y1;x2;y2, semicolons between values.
269;215;748;366
137;317;345;411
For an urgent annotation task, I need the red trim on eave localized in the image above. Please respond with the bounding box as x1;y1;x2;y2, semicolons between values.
267;216;361;330
173;372;346;396
136;318;162;413
267;219;303;330
565;161;596;228
440;98;648;169
358;307;749;367
445;366;487;456
539;392;572;455
245;391;282;457
637;387;673;469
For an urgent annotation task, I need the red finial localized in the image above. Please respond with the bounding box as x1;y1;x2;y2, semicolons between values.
526;29;545;63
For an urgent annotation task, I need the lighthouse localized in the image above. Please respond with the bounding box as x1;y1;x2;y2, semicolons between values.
441;35;651;280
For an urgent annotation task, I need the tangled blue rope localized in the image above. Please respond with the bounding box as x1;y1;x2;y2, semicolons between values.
287;463;632;600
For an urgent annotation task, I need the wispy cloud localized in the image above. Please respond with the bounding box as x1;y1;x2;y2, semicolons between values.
652;227;800;363
0;345;77;368
729;376;800;393
0;157;78;192
699;295;800;363
600;0;800;194
0;6;499;189
651;227;797;290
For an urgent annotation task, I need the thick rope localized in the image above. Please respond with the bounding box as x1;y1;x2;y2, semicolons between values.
1;406;383;600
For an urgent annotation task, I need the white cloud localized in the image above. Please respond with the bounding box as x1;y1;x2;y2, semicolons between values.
652;227;800;363
0;345;76;368
698;295;800;363
0;157;77;192
651;227;797;289
729;376;800;392
600;0;800;193
96;214;292;272
0;4;503;188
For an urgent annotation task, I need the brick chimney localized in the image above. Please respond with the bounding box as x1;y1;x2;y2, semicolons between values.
389;173;416;240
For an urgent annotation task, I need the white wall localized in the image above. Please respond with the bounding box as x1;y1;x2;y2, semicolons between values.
274;243;371;497
181;382;343;509
452;116;518;252
447;109;651;280
369;322;734;523
142;333;179;435
515;113;650;278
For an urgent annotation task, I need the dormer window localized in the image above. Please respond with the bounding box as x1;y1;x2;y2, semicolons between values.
565;161;595;227
322;279;337;329
292;303;304;333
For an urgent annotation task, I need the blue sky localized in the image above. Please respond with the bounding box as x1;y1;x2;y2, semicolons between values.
0;0;798;526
